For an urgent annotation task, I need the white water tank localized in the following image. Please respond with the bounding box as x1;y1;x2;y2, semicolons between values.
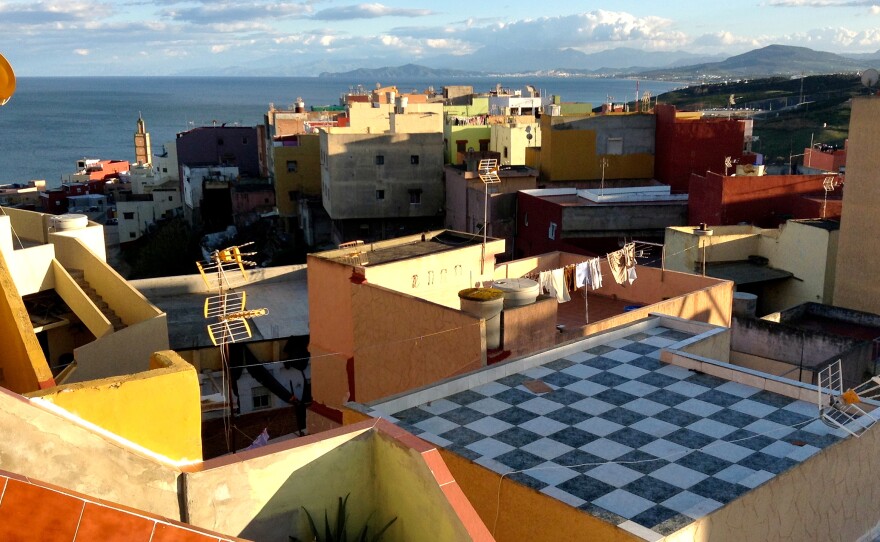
51;214;88;231
492;278;540;308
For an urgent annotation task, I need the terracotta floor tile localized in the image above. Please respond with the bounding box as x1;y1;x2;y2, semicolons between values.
150;523;219;542
0;479;84;542
75;503;154;542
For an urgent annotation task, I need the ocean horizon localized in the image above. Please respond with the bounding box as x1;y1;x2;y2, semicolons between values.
0;76;683;186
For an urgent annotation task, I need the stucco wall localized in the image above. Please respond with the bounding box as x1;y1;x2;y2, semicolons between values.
0;387;182;520
501;296;558;360
351;282;484;403
28;350;202;462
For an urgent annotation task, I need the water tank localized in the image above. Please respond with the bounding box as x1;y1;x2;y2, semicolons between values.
492;278;540;308
51;214;88;231
733;292;758;318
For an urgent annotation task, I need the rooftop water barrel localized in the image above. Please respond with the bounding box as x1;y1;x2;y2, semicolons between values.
459;288;505;349
733;292;758;318
492;278;540;308
51;214;88;231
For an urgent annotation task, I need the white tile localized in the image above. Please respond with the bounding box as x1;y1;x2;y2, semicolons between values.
519;396;564;415
564;351;597;363
466;437;514;459
665;381;711;398
623;398;668;417
475;456;513;474
561;363;601;379
649;463;707;489
607;338;635;349
581;438;633;460
569;397;614;415
417;431;452;448
661;491;723;519
527;461;580;486
616;381;660;398
701;440;754;463
618;521;664;542
743;419;794;439
519;416;569;436
594;489;654;518
421;399;458;415
465;416;513;436
644;327;670;336
473;382;510;397
575;417;624;436
687;418;737;438
522;437;574;460
760;440;800;458
655;364;695;380
609;364;650;380
783;400;819;418
729;399;777;418
541;485;586;508
468;397;511;416
523;366;555;379
739;469;776;489
714;464;756;485
786;444;820;461
415;416;458;435
603;349;642;363
641;336;677;348
639;439;691;461
631;417;679;437
715;381;760;398
677;398;723;416
565;380;607;397
585;463;643;487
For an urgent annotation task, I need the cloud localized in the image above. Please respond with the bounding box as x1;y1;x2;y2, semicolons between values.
766;0;877;6
162;1;311;24
0;1;110;25
311;3;433;20
73;48;90;56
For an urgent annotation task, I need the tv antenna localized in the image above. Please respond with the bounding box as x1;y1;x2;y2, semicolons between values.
822;175;841;218
197;242;268;452
817;360;878;437
0;52;15;106
477;159;501;274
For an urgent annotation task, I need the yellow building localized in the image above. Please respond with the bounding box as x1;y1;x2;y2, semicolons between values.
834;96;880;313
665;219;839;316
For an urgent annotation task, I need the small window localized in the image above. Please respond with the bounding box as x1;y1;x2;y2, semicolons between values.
129;232;136;239
375;155;384;165
286;160;298;173
548;222;557;240
503;146;508;158
456;140;467;153
409;189;421;205
242;137;248;145
252;386;270;410
410;155;419;165
123;212;134;219
162;167;168;173
168;196;173;202
289;190;297;202
607;137;623;155
479;139;490;152
217;138;224;146
376;190;385;200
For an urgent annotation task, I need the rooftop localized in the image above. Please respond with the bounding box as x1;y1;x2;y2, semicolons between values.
363;317;846;539
320;230;491;267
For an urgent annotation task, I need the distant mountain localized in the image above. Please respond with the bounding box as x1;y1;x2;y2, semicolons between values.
638;45;866;79
840;49;880;63
318;63;481;79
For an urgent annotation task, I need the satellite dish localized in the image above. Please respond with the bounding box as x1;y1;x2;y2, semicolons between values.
861;68;879;88
0;52;15;106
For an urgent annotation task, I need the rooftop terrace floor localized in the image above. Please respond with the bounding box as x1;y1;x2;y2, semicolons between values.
373;325;845;539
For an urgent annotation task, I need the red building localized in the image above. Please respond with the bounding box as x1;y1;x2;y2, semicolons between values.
654;104;754;193
39;183;89;214
688;171;843;227
801;141;847;175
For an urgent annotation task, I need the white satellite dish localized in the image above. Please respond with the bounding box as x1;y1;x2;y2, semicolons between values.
862;68;879;88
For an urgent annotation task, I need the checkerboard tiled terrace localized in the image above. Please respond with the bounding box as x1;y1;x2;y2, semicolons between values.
365;317;848;540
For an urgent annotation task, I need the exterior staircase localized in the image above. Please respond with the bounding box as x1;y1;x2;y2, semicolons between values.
67;269;126;332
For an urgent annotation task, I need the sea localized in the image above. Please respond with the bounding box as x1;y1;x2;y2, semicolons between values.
0;76;684;187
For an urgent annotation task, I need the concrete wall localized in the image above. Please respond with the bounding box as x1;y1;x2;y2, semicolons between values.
729;350;811;382
28;351;203;462
52;260;113;339
272;134;321;219
561;200;687;237
501;296;558;360
321;131;445;220
490;122;541;166
351;282;484;404
0;387;183;520
835;97;880;314
70;315;170;382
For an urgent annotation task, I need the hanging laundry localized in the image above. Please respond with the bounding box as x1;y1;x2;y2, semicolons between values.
550;268;571;302
624;243;638;284
589;258;603;290
607;249;627;285
575;261;589;288
564;265;577;292
539;270;556;299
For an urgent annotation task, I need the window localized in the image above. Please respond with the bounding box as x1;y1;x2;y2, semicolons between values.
376;190;385;200
456;140;467;153
129;232;136;239
410;155;419;165
162;167;168;173
479;139;490;152
123;212;134;220
375;155;384;165
286;160;298;173
251;386;270;410
607;137;623;155
217;138;224;146
409;189;421;205
242;137;248;145
548;222;557;240
289;190;298;202
503;146;508;158
168;196;173;202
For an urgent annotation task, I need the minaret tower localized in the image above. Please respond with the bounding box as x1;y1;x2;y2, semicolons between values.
134;113;152;166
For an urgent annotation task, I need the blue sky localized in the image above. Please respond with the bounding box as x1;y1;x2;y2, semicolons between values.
1;0;879;75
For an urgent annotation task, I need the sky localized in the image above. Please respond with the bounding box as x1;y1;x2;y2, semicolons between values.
1;0;880;76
